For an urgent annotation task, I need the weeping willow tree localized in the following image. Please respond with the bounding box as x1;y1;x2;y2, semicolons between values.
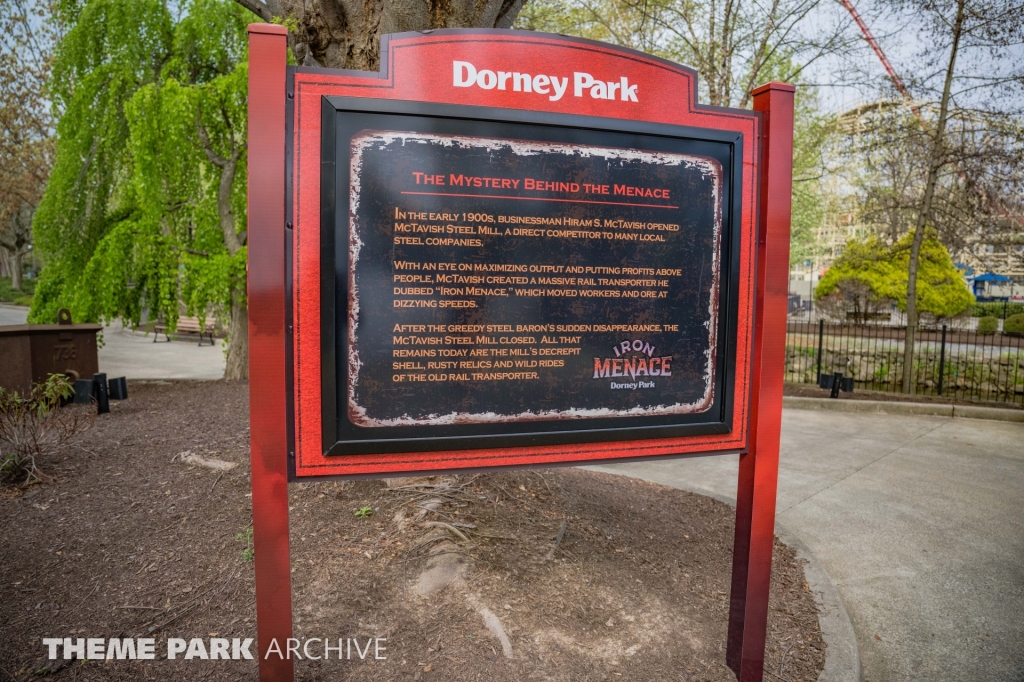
30;0;252;378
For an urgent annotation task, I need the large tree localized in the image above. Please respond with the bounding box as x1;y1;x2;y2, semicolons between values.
517;0;852;266
517;0;859;108
0;0;60;290
34;0;528;380
31;0;252;377
233;0;527;70
831;0;1024;393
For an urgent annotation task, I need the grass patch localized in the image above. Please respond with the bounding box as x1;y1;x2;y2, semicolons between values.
0;276;34;307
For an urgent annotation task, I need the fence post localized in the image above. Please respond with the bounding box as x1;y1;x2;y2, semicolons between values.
937;324;947;397
816;319;824;384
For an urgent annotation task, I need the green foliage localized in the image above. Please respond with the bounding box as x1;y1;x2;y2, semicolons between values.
354;505;374;518
236;525;254;562
31;0;174;322
815;231;973;322
30;0;250;339
0;276;36;306
0;373;85;485
813;236;899;322
1004;314;1024;337
0;373;74;417
976;316;998;335
887;230;975;320
970;301;1024;319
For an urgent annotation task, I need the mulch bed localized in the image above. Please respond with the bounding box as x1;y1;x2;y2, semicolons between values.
784;381;1023;410
1;381;826;681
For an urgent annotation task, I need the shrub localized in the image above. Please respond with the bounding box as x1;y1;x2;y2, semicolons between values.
0;374;92;485
977;316;999;335
971;301;1024;319
1004;313;1024;337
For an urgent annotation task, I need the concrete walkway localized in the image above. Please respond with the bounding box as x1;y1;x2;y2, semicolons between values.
589;409;1024;682
0;305;226;380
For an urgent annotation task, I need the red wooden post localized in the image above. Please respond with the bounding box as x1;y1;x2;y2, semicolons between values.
726;81;795;682
246;23;295;682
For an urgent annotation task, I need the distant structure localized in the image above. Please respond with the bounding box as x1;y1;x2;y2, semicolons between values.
790;99;1022;307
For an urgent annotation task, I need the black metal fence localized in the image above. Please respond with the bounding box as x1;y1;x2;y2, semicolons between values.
786;320;1024;406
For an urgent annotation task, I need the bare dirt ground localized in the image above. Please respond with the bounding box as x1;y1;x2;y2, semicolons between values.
1;381;825;681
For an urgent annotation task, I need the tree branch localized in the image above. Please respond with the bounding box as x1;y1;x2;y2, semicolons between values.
231;0;277;22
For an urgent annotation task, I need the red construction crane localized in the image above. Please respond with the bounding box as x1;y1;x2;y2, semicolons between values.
839;0;1023;245
838;0;922;120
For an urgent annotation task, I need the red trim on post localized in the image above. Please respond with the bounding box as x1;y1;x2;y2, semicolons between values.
246;24;294;682
727;81;794;682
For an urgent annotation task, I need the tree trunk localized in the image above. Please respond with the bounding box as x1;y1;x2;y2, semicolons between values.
234;0;527;70
10;251;23;291
224;291;249;380
900;0;965;394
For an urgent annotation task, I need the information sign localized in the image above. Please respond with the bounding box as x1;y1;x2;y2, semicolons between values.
319;100;744;456
246;24;794;682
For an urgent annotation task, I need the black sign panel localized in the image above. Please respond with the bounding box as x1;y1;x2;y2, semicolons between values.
320;98;742;455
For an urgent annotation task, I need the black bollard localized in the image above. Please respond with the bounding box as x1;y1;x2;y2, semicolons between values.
108;377;128;400
73;379;94;404
93;373;110;414
829;371;843;399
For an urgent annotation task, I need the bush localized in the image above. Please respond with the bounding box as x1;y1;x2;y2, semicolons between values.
0;374;92;485
1004;313;1024;337
977;316;999;335
0;276;36;305
971;301;1024;319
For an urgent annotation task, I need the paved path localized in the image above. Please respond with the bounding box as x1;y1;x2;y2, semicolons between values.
0;305;226;380
589;409;1024;682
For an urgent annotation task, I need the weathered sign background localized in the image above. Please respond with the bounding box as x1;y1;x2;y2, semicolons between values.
347;131;723;426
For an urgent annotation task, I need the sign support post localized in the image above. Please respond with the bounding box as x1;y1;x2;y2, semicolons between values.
246;23;295;682
727;81;795;682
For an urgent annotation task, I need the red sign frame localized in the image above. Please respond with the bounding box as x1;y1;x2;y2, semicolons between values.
247;23;793;682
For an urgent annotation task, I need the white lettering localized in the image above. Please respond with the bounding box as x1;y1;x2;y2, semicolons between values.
454;62;637;102
303;638;322;660
138;638;156;660
549;76;568;101
265;638;284;660
106;638;136;660
44;638;61;660
621;76;638;102
64;638;85;660
353;638;372;660
453;60;476;87
209;638;230;660
234;638;254;660
184;638;209;660
324;638;343;659
574;71;595;97
477;69;497;89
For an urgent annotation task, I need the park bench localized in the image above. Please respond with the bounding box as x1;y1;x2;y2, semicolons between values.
153;316;216;346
